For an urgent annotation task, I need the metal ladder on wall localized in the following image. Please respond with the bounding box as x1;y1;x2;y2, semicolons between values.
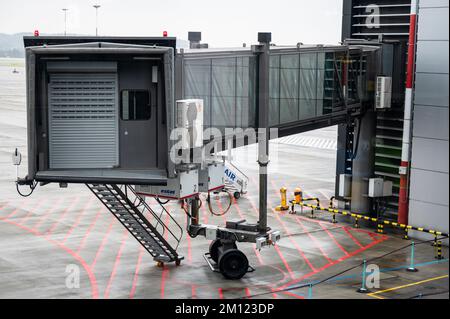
86;184;184;264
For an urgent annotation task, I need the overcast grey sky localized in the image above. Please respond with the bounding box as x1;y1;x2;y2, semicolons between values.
0;0;343;47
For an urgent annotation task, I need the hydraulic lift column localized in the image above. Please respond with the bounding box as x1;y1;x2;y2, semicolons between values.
256;32;271;234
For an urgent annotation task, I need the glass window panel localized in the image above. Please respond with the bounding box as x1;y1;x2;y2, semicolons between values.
212;58;236;98
120;90;150;121
270;55;280;68
317;52;325;70
269;67;280;99
281;54;299;69
300;69;317;100
237;64;249;98
212;96;235;127
280;68;299;99
300;53;317;69
280;99;298;124
317;69;325;100
316;99;324;116
184;59;211;96
236;97;250;128
299;99;316;120
269;98;280;126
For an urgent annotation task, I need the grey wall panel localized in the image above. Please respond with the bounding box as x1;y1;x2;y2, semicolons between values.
417;8;449;41
409;199;449;243
411;137;449;173
409;169;449;206
412;105;449;140
416;41;449;74
414;73;449;107
420;0;450;8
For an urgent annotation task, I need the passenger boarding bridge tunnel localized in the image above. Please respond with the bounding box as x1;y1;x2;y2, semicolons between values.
15;33;380;279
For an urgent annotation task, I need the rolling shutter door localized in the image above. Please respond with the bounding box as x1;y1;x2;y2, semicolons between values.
48;73;119;169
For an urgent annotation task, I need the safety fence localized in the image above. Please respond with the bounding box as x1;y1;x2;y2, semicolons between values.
240;236;448;299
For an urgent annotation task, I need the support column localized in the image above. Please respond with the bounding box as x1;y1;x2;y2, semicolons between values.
351;110;376;213
256;32;271;234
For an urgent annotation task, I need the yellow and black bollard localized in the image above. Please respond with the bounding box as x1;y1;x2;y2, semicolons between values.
289;187;303;214
354;217;359;229
332;212;338;224
275;187;290;212
403;228;409;240
377;223;384;234
435;241;444;260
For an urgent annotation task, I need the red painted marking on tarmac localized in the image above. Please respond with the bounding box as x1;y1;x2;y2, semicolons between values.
0;199;26;221
282;290;305;299
104;230;129;298
273;211;317;272
160;265;169;299
62;196;95;244
45;196;80;235
1;218;99;299
76;207;104;254
32;197;64;231
19;198;46;225
191;285;197;299
273;244;295;280
294;216;333;264
342;227;364;249
277;234;388;290
187;233;192;263
245;287;251;298
129;246;145;299
218;288;224;299
91;218;115;269
317;221;349;256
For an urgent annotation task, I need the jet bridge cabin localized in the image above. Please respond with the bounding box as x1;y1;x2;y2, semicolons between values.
23;37;177;185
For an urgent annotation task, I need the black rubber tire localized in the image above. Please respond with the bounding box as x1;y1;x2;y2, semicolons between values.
233;192;241;200
209;239;222;263
209;240;237;263
218;249;249;280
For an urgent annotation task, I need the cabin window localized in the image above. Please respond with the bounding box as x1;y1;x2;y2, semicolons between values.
120;90;151;120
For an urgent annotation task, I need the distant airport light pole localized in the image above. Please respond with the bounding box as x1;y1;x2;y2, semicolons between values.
62;8;68;36
93;4;101;36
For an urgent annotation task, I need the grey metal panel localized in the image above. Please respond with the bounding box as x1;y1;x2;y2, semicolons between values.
409;168;449;206
419;0;450;8
48;73;119;169
416;41;449;74
412;105;449;140
414;73;449;107
417;8;449;41
410;137;449;173
409;199;449;243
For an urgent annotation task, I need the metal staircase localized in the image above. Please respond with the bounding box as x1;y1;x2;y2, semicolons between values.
86;184;184;264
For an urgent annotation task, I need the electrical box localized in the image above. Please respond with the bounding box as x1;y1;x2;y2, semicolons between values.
176;99;204;149
339;174;352;198
136;169;199;200
199;162;225;193
368;178;393;198
376;76;392;109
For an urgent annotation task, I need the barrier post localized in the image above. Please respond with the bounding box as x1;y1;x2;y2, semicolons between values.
275;187;289;212
308;283;313;299
377;223;384;234
435;241;443;260
354;217;359;228
332;212;337;224
357;260;370;293
403;228;409;240
407;242;418;272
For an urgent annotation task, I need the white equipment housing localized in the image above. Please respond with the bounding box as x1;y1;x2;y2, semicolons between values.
136;169;199;200
368;177;393;198
176;99;204;149
199;162;225;193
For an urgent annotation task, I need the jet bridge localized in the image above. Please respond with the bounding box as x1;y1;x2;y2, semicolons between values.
16;33;380;279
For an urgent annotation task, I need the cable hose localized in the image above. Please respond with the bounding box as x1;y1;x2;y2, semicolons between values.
16;181;37;197
207;190;232;217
